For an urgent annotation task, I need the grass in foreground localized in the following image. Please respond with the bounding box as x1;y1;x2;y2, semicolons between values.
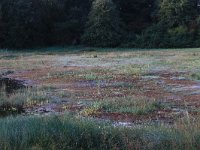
0;114;200;150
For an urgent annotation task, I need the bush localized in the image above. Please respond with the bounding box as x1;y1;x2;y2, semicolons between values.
132;24;195;48
165;26;194;48
133;23;167;48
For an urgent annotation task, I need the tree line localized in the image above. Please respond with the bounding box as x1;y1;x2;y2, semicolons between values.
0;0;200;49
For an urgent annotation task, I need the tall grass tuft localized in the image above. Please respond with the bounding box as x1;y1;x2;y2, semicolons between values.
0;88;48;116
81;96;164;116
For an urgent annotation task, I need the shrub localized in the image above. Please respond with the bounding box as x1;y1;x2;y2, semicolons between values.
134;23;167;48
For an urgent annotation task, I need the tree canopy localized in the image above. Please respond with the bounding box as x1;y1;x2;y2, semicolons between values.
0;0;200;48
82;0;124;47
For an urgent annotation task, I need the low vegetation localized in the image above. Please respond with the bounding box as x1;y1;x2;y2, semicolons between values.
0;88;49;116
81;96;164;116
191;72;200;80
0;48;200;149
0;114;200;150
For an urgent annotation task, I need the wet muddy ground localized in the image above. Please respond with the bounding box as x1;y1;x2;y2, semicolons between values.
1;49;200;126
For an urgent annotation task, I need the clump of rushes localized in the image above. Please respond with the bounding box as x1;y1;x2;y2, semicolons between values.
81;96;164;116
0;88;48;116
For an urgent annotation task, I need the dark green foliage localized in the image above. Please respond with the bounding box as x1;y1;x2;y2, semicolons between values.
134;23;167;48
114;0;154;33
52;0;91;45
0;0;200;48
158;0;197;27
131;0;199;48
0;0;91;48
135;24;194;48
81;0;124;47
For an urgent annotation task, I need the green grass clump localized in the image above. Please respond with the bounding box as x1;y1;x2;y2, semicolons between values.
0;88;48;116
82;72;113;81
191;72;200;80
84;96;164;115
84;73;98;80
117;64;149;76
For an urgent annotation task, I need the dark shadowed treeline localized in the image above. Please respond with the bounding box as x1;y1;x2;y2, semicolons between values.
0;0;200;48
0;0;91;48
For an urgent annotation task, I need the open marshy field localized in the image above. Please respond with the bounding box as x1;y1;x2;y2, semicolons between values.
0;48;200;149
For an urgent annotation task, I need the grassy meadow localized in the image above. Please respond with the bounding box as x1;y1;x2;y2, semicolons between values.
0;47;200;149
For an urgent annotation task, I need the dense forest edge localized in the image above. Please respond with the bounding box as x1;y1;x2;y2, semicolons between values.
0;0;200;49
